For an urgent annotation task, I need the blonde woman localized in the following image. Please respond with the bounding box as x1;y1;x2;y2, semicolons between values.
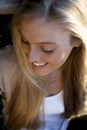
0;0;87;130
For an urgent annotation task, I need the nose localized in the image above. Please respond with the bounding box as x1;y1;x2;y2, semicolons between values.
28;47;41;62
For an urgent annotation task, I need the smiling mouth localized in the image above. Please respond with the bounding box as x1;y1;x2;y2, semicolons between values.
33;62;48;67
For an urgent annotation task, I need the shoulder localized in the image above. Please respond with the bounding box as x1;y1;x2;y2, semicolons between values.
0;45;17;75
0;45;17;65
67;115;87;130
0;46;18;100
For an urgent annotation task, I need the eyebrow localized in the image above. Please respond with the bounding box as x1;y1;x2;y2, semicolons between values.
20;31;57;45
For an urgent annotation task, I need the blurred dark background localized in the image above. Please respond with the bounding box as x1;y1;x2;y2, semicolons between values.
0;0;23;49
0;14;13;48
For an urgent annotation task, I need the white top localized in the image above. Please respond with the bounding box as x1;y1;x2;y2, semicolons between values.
44;90;64;115
22;91;69;130
37;91;69;130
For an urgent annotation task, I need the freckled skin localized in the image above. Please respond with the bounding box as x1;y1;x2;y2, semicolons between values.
21;19;73;77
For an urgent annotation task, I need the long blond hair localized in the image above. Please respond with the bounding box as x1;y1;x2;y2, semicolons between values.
6;0;87;129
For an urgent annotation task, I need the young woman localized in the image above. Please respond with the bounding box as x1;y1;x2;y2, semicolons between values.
0;0;87;130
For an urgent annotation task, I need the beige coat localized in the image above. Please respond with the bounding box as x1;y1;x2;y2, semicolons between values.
0;46;27;130
0;46;17;103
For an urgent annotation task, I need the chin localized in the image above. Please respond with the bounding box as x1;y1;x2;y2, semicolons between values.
34;71;49;77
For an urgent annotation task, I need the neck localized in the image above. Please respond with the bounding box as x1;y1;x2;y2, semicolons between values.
45;69;63;96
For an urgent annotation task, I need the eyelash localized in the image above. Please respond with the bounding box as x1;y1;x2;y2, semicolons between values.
42;48;54;54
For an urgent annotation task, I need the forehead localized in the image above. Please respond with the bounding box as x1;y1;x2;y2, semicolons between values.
20;19;70;44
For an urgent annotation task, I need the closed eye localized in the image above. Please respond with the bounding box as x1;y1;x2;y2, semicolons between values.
42;48;54;54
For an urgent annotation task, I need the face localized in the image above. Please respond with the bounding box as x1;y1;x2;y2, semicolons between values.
20;19;74;76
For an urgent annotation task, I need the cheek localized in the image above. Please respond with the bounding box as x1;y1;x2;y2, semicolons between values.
50;49;71;66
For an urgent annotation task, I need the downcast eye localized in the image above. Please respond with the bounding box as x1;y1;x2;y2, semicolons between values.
42;48;54;53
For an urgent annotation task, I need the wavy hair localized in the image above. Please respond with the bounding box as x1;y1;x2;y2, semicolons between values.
6;0;87;129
